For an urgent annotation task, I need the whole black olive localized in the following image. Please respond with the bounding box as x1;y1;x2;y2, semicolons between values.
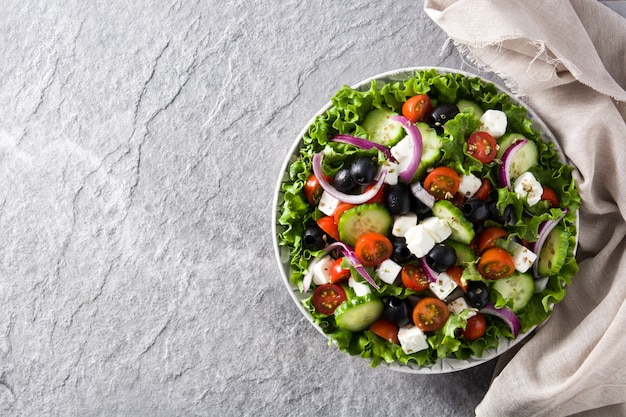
350;157;378;185
462;199;490;224
425;243;457;273
391;237;413;263
385;183;411;215
464;281;490;309
302;225;327;251
429;103;460;132
333;167;357;193
488;202;513;225
382;296;412;327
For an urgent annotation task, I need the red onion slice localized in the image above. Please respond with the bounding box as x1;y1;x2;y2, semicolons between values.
324;242;380;289
312;152;387;205
480;302;521;337
531;210;569;279
498;138;528;189
331;134;395;162
389;115;423;183
410;181;435;209
418;257;439;283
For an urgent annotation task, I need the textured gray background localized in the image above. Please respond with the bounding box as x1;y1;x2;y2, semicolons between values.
1;1;623;416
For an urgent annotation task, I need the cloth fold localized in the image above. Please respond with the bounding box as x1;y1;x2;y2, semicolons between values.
423;1;626;416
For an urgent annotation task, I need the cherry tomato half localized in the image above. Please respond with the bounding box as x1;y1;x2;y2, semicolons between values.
477;247;515;280
316;216;340;241
447;265;467;291
365;183;387;205
474;178;492;201
462;313;487;340
424;166;461;200
303;173;324;206
476;226;508;253
369;319;399;344
402;94;433;123
330;257;350;283
333;203;355;224
541;187;559;208
354;232;393;267
412;297;450;332
401;264;429;292
312;283;346;315
467;131;498;164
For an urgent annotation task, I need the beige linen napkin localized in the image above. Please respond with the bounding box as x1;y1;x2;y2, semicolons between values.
424;1;626;416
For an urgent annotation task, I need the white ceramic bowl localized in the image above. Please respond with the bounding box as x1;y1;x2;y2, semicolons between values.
272;67;578;373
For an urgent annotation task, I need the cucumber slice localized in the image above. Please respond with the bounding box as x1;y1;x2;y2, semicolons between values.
431;200;475;245
445;240;477;265
493;271;534;312
415;122;444;177
456;99;484;118
337;203;392;247
537;224;569;276
508;140;539;181
496;133;526;159
334;294;384;331
362;108;404;147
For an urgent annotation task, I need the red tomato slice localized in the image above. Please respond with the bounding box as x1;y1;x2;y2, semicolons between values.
541;187;559;208
354;232;393;267
312;284;346;315
365;183;387;204
447;265;467;291
330;257;350;283
462;313;487;340
412;297;450;332
476;226;508;253
401;264;429;292
303;173;324;206
333;203;355;224
467;131;498;164
474;178;492;201
369;319;399;344
424;167;460;200
477;247;515;280
316;216;340;241
402;94;433;123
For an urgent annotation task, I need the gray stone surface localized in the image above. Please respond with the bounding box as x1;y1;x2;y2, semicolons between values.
0;1;506;416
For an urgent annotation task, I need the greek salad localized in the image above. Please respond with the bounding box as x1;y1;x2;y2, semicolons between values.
277;69;581;368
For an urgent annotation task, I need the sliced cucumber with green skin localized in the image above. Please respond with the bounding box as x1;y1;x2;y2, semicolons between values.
362;108;404;147
498;135;539;181
334;294;384;331
537;224;569;276
492;271;534;313
337;203;392;247
456;99;484;118
496;133;526;159
415;122;444;177
431;200;475;245
445;240;477;265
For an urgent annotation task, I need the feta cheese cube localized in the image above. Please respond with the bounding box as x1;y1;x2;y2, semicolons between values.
397;326;429;354
392;213;418;237
458;174;483;198
421;216;452;243
382;160;400;186
448;297;477;318
349;277;371;297
480;109;507;138
312;255;334;285
405;224;436;258
428;271;458;300
318;190;340;216
376;259;402;285
513;171;543;207
509;241;537;273
390;137;413;173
